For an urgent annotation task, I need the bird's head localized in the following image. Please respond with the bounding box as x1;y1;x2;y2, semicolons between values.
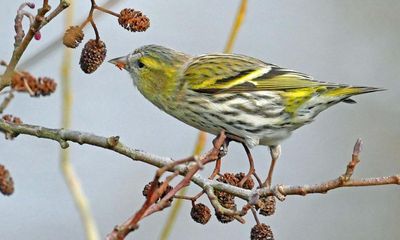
109;45;191;107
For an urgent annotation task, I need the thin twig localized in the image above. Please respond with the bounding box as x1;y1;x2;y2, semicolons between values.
209;158;222;179
0;91;15;114
173;195;194;201
41;0;70;28
86;1;101;42
341;138;362;181
251;207;260;225
253;172;263;188
22;78;35;96
94;5;120;17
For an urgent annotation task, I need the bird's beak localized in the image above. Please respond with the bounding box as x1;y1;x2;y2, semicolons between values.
108;55;128;70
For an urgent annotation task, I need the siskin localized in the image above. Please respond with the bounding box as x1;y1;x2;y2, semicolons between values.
109;45;383;186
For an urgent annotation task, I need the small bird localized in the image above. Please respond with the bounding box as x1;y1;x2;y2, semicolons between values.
109;45;383;186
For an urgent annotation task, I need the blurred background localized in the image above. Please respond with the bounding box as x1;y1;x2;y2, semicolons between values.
1;0;399;239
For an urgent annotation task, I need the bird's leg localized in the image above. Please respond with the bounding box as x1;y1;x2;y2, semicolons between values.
212;131;226;148
263;145;281;188
238;143;255;187
210;137;231;177
212;131;229;158
252;172;263;188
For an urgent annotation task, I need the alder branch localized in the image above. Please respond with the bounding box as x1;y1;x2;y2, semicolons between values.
255;139;399;200
1;119;399;239
1;119;398;200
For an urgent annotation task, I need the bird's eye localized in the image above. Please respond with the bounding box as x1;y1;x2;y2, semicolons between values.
137;60;145;68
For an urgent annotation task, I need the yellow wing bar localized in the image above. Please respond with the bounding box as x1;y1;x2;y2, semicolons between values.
181;54;338;93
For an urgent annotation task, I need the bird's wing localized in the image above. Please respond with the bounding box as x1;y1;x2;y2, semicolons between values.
180;53;339;93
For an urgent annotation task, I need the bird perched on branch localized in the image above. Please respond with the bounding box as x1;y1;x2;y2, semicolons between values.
109;45;383;186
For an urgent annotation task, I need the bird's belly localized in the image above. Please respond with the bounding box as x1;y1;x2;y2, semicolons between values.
171;91;293;147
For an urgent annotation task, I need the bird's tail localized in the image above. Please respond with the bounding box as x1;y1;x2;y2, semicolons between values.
322;85;385;103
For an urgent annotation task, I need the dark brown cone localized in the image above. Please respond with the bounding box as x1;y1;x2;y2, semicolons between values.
11;72;57;97
0;164;14;196
11;71;40;96
2;115;11;121
214;189;235;206
250;223;274;240
161;184;174;204
142;181;173;203
214;173;237;205
215;212;235;224
118;8;150;32
235;172;255;190
38;77;57;96
218;173;239;185
2;115;22;124
190;203;211;224
256;196;276;216
79;39;107;74
63;25;84;48
142;181;152;197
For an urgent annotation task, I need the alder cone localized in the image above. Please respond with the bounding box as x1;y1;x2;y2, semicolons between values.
63;25;84;48
79;39;107;74
190;203;211;224
250;223;274;240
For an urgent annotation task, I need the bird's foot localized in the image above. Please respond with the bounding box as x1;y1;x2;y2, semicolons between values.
218;140;230;158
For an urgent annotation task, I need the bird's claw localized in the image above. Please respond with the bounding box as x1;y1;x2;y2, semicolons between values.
218;141;229;158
